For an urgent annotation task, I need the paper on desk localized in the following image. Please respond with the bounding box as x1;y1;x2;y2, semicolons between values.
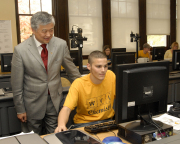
153;113;180;130
167;105;173;112
0;131;34;140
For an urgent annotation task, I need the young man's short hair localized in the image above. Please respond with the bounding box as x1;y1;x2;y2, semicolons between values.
88;50;107;64
143;43;151;49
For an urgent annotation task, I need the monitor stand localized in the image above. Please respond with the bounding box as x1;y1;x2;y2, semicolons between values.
125;114;163;132
125;120;163;132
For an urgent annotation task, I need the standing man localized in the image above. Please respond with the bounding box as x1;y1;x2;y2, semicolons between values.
55;51;116;133
11;11;81;135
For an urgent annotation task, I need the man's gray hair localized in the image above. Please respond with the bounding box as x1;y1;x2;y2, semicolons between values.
31;11;55;30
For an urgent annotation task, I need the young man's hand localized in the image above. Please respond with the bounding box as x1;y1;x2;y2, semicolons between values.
54;125;67;133
55;106;71;133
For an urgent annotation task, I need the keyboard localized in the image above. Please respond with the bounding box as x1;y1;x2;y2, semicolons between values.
84;120;118;133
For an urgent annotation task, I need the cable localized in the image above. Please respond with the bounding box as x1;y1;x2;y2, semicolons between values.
145;117;164;138
107;129;116;137
149;113;168;137
138;105;164;138
92;133;101;141
146;104;168;138
146;104;168;137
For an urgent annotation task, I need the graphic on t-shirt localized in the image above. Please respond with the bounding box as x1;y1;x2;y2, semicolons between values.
87;97;97;108
86;91;112;115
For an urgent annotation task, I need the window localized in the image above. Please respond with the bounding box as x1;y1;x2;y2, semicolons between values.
177;0;180;43
146;0;170;35
111;0;139;52
16;0;52;43
147;35;167;47
68;0;103;55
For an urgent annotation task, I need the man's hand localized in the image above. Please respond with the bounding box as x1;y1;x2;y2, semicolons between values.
54;125;67;133
17;112;27;122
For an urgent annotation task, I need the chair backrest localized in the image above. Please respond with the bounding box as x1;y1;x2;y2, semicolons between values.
61;77;71;87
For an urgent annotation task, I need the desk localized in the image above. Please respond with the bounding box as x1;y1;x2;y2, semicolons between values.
41;126;179;144
75;127;131;144
41;127;131;144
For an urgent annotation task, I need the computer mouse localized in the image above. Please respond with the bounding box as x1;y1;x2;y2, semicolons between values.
102;136;126;144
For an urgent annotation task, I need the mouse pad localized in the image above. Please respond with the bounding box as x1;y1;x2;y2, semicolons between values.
55;130;103;144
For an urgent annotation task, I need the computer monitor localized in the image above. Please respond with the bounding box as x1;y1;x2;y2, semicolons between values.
172;49;180;71
115;61;169;132
111;48;126;53
152;47;166;61
109;48;126;67
1;53;13;72
111;52;135;73
70;50;79;66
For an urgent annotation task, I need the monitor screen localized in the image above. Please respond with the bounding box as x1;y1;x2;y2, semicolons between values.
115;61;169;132
1;53;13;72
152;47;166;61
111;52;135;72
110;48;126;68
111;48;126;53
70;50;79;66
172;49;180;71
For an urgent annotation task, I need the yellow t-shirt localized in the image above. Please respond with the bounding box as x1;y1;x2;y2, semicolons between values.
64;70;116;124
138;50;150;58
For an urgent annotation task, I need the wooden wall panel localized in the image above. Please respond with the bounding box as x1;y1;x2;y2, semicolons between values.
139;0;147;50
170;0;176;45
53;0;69;46
102;0;112;49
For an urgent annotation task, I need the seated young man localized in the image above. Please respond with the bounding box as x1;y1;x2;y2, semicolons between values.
55;51;116;133
138;43;152;61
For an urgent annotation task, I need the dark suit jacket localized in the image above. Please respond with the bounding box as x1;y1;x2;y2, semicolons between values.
11;36;81;119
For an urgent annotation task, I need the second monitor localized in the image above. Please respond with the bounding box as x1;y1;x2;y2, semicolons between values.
111;52;135;73
152;47;166;61
172;49;180;71
111;48;126;53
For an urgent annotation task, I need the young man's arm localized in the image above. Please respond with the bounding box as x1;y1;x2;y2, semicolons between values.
54;106;72;133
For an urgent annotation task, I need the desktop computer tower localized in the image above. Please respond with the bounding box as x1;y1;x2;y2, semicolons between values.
118;122;173;144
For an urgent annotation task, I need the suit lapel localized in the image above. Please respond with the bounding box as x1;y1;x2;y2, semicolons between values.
48;37;56;69
28;37;45;69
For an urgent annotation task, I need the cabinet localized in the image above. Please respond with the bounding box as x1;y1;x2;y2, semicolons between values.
168;75;180;103
0;94;21;136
